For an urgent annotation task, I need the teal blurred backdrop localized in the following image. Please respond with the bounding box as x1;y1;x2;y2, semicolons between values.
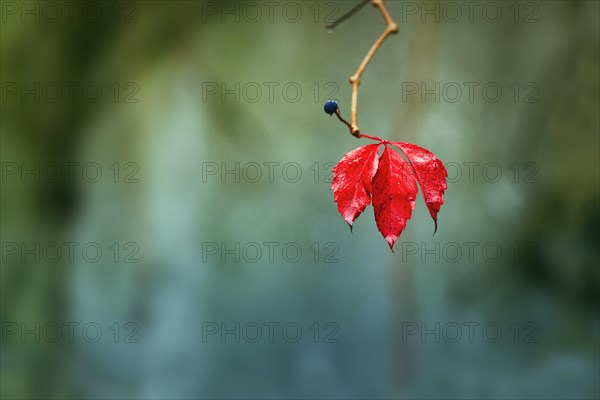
1;1;599;399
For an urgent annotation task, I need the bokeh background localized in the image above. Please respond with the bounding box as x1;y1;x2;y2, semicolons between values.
1;0;599;398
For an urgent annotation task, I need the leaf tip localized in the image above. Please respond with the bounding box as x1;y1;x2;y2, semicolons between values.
386;237;397;252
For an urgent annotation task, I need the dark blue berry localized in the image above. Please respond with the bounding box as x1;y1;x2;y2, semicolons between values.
323;101;338;115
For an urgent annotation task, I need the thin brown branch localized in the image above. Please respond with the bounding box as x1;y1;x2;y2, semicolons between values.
348;0;399;135
325;0;370;31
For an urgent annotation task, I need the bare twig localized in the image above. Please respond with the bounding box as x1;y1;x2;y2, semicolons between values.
325;0;370;31
330;0;399;136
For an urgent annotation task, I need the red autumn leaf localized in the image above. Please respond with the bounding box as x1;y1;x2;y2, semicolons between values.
389;142;448;233
330;136;448;250
371;145;418;250
331;144;381;226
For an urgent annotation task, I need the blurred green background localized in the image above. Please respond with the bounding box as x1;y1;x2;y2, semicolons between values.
1;0;598;398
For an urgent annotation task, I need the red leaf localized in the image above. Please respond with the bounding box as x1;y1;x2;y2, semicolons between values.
372;145;418;250
329;137;447;250
390;142;448;232
331;144;381;226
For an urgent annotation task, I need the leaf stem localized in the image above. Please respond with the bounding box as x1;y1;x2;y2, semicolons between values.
357;133;385;143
